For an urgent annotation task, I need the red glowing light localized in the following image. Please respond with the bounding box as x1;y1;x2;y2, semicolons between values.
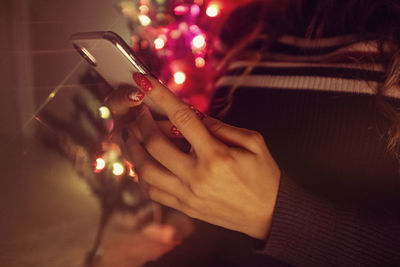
174;5;189;16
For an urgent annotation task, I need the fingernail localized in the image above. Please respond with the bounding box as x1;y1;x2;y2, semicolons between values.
128;91;145;102
170;126;183;137
190;106;205;120
133;72;153;92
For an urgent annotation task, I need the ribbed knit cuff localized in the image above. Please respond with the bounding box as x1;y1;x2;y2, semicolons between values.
254;172;399;267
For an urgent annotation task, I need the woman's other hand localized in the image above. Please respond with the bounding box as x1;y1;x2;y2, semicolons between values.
124;73;281;239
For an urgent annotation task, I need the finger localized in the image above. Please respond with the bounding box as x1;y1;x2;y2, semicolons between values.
126;127;191;200
132;73;224;156
202;116;267;154
157;120;184;138
105;85;145;116
135;106;195;177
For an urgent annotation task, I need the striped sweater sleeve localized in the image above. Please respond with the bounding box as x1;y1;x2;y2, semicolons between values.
259;172;400;267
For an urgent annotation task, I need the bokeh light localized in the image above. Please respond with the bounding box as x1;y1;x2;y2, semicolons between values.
195;57;205;68
206;4;220;17
112;162;125;176
154;36;166;50
138;14;151;26
173;71;186;84
94;157;106;172
192;34;206;49
98;106;111;119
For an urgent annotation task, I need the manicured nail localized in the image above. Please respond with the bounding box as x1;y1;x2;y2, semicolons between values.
170;126;183;137
128;91;145;102
133;72;153;92
190;106;205;120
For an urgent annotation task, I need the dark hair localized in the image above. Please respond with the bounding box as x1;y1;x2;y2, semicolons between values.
215;0;400;154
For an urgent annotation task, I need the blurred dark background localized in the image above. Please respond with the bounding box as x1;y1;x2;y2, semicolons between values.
0;0;134;266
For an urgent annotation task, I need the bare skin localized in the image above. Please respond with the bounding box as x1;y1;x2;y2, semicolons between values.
107;76;281;239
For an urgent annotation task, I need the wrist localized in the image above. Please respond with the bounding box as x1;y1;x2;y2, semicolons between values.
245;171;281;240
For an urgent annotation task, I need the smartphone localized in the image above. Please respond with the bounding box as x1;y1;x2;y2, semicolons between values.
70;31;165;116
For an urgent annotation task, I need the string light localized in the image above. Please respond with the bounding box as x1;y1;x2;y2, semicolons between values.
139;5;149;14
112;162;125;176
173;71;186;84
190;4;201;17
192;34;206;49
94;157;106;173
174;5;189;16
138;14;151;26
206;3;220;18
98;106;111;119
154;35;166;50
195;57;205;68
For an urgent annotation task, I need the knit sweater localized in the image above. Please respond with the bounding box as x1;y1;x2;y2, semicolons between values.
208;28;400;266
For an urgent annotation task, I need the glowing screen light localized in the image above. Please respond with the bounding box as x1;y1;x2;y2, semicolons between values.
95;157;106;172
154;36;166;50
206;4;220;17
173;71;186;84
138;14;151;26
192;34;206;49
112;162;125;176
98;106;111;119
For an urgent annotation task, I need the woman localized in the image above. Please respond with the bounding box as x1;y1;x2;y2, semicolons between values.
107;0;400;266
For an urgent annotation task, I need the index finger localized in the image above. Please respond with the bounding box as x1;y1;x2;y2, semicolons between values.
132;73;223;155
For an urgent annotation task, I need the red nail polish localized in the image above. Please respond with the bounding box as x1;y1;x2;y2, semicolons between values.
128;91;145;102
133;72;153;92
190;106;205;120
170;126;183;137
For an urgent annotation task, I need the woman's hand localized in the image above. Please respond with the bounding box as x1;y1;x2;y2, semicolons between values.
119;73;281;240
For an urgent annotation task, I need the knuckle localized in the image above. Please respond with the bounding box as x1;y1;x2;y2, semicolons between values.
172;106;195;127
247;130;265;146
204;150;233;169
207;119;224;133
